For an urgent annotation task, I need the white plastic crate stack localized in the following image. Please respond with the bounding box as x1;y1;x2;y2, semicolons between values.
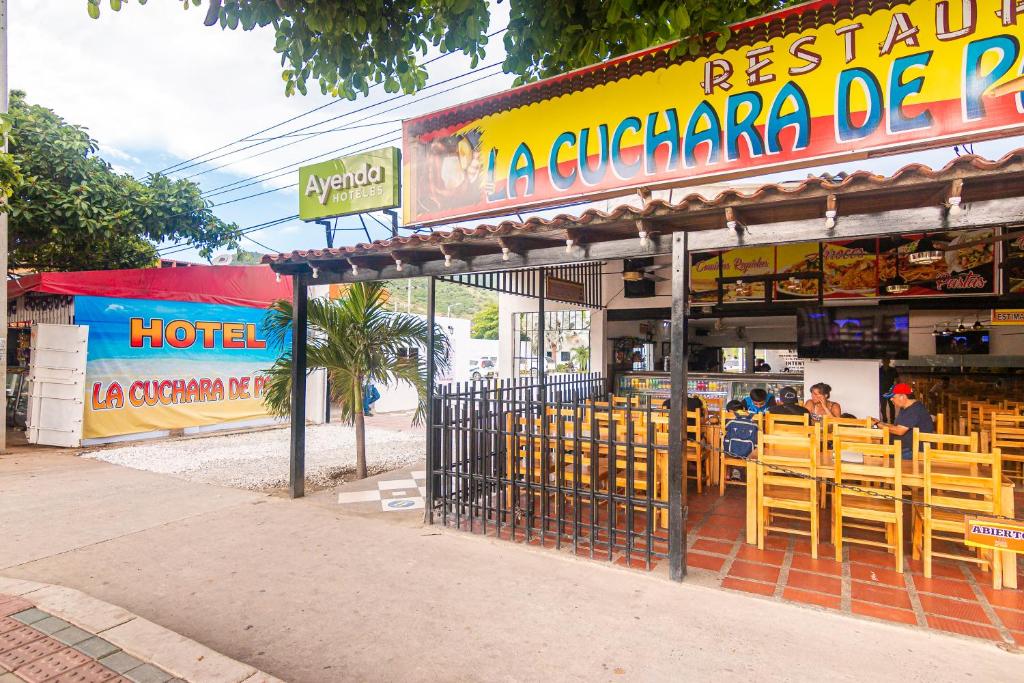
26;323;88;447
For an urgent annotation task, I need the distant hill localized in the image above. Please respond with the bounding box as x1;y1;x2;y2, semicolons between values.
382;278;497;321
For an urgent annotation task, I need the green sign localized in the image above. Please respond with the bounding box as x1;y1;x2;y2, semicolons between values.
299;147;400;221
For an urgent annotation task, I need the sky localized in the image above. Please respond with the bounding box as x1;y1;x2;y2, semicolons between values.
11;2;1024;264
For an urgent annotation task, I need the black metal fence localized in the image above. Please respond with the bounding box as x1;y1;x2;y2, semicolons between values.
429;373;671;568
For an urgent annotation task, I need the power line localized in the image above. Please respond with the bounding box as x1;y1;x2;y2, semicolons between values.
183;62;503;182
157;214;298;256
158;26;509;175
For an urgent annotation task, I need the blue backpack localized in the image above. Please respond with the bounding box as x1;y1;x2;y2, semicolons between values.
723;415;759;459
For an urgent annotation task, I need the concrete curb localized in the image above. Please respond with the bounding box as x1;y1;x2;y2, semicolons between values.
0;577;284;683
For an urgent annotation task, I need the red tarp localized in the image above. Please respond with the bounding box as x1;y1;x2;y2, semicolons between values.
8;266;292;309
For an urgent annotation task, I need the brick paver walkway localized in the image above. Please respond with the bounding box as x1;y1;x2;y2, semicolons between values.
0;595;179;683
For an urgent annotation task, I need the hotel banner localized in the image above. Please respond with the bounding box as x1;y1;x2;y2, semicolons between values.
404;0;1024;225
77;296;279;440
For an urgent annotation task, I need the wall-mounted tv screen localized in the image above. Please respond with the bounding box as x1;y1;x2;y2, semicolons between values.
935;330;990;355
797;307;909;360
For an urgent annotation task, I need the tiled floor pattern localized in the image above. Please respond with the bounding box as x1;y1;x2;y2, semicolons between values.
338;470;427;511
441;483;1024;647
0;596;179;683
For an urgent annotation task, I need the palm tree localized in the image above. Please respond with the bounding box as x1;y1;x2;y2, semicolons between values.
262;282;450;480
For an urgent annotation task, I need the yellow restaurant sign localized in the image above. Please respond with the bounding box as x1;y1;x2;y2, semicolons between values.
991;308;1024;325
403;0;1024;226
965;517;1024;552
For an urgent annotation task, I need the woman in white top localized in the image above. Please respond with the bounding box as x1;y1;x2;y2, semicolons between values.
804;382;842;419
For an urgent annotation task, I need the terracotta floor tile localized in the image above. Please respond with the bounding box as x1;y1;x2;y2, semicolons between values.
994;607;1024;632
918;595;990;624
851;601;918;625
687;552;726;572
783;587;841;610
763;536;790;551
848;547;897;567
786;570;842;596
980;586;1024;612
913;576;976;600
850;563;906;587
850;582;913;610
926;615;1002;641
1012;630;1024;647
614;556;660;571
735;546;786;566
907;559;968;580
698;525;743;541
727;560;781;584
789;555;843;576
792;540;836;557
721;577;776;596
691;539;734;555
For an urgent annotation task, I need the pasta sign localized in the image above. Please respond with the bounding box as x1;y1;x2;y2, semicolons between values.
403;0;1024;226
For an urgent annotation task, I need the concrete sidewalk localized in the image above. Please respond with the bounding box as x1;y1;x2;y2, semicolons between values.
2;450;1021;682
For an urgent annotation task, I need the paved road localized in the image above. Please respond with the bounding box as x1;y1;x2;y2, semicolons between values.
2;450;1020;682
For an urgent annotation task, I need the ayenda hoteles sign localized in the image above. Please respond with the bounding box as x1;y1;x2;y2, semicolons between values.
299;147;400;221
403;0;1024;226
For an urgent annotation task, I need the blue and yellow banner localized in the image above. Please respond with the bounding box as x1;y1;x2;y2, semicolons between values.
77;296;278;439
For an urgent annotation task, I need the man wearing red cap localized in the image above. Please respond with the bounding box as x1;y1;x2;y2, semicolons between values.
873;383;934;460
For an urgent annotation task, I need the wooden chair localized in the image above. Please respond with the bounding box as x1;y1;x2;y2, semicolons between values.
911;430;978;476
765;412;809;435
718;411;763;496
990;413;1024;486
686;409;705;493
822;416;873;460
832;440;903;571
757;428;821;558
611;394;643;408
912;446;1003;588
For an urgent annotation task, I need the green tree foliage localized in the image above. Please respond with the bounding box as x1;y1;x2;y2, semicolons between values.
262;282;450;479
3;90;239;271
471;301;499;340
381;278;496;320
89;0;794;98
232;248;266;265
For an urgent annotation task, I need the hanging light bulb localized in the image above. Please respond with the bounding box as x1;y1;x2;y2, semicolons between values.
501;247;510;261
638;230;649;246
350;261;359;276
972;318;984;330
884;274;909;295
275;272;281;283
311;266;320;279
956;319;966;333
947;196;963;216
943;323;952;335
565;238;574;253
824;209;837;229
908;235;943;265
394;259;403;272
444;253;452;267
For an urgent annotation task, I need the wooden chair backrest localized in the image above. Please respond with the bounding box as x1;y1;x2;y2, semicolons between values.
611;394;642;407
1002;400;1024;413
834;441;901;493
759;428;819;469
990;413;1024;456
766;412;809;434
922;446;1001;516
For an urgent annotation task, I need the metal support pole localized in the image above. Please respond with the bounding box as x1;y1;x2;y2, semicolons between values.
668;232;690;581
425;275;437;523
0;0;9;453
537;268;546;398
289;272;308;499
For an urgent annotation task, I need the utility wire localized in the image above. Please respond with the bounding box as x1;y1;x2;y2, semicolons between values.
184;63;503;182
158;26;509;175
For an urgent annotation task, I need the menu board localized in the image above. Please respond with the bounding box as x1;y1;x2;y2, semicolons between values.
1004;232;1024;295
879;230;996;296
690;227;1001;303
775;242;820;301
720;246;774;302
689;252;720;304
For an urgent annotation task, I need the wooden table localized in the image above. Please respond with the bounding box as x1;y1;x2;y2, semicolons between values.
744;457;1018;589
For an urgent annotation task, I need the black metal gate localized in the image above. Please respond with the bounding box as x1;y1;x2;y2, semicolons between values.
429;374;671;568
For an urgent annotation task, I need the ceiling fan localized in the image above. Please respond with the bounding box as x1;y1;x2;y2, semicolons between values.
622;258;670;282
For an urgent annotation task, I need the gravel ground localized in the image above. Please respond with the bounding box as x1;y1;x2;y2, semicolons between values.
81;417;425;490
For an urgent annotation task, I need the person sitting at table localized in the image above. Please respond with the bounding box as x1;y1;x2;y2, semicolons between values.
662;395;704;426
743;388;772;415
872;383;934;460
768;386;809;416
725;399;746;414
804;382;842;419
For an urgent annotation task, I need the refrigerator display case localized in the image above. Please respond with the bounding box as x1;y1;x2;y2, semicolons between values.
614;372;804;409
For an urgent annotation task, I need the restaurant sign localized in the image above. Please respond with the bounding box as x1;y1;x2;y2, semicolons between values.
299;147;400;221
545;275;586;305
964;517;1024;553
403;0;1024;226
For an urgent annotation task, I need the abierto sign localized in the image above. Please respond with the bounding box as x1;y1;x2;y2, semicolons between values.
965;517;1024;553
299;147;400;221
403;0;1024;226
